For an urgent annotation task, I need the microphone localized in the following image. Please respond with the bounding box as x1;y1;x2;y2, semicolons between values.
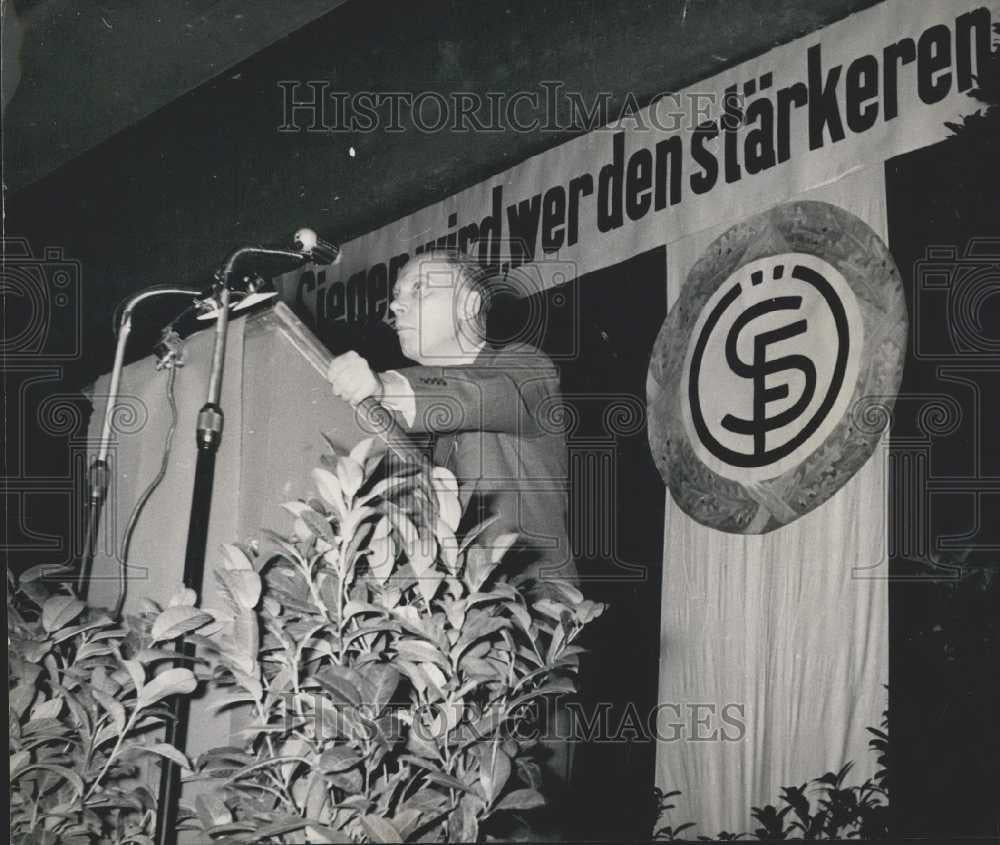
293;227;340;265
215;228;339;288
196;228;340;318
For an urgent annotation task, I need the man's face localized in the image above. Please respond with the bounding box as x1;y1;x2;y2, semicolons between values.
389;258;466;364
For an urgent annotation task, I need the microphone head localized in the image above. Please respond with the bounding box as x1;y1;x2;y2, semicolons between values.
294;228;318;252
294;227;340;265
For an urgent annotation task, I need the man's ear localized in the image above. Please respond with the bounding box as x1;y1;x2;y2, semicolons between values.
460;287;483;325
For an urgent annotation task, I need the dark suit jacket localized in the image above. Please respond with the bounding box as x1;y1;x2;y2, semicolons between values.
388;342;577;589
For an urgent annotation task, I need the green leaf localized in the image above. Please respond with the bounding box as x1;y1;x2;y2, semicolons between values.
220;543;253;571
133;647;189;665
479;746;512;803
200;822;257;837
357;475;411;507
337;455;365;500
505;680;577;715
132;743;192;772
546;623;567;664
447;794;480;843
360;816;402;844
195;747;255;776
17;764;85;798
19;639;52;663
319;745;363;773
137;668;197;708
389;808;425;841
9;681;37;719
342;620;403;650
218;569;262;610
508;602;533;634
314;666;362;707
400;756;482;797
342;599;388;622
150;606;213;642
488;532;519;564
415;571;443;605
91;688;126;734
204;691;258;715
90;626;129;641
457;515;500;555
531;598;567;622
406;721;441;759
167;587;198;607
431;467;462;533
367;533;396;584
350;436;376;468
464;546;500;592
313;468;345;514
20;564;76;583
395;639;449;671
75;642;114;661
452;707;504;748
547;579;584;605
326;766;364;793
368;664;400;716
437;522;459;574
30;697;63;720
122;659;145;693
305;824;352;843
230;668;263;701
41;595;85;633
230;609;260;670
254;818;316;838
10;750;29;778
453;616;510;662
390;510;420;556
494;788;545;811
300;508;335;543
195;793;232;829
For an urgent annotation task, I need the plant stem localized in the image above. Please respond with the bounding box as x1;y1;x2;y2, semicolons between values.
83;707;141;802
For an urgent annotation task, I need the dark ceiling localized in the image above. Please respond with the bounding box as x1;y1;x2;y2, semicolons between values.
3;0;348;190
3;0;886;196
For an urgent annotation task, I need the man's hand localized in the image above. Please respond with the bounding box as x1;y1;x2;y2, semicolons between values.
327;351;382;406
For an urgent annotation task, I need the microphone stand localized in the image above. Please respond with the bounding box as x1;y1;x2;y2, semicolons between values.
155;241;326;845
78;287;201;602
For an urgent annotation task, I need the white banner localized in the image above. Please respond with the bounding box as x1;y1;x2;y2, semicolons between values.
279;0;996;324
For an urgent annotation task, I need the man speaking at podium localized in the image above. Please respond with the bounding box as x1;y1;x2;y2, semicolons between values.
328;250;579;831
326;249;578;596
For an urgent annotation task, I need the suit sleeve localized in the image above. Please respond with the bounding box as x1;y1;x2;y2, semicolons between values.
379;353;559;436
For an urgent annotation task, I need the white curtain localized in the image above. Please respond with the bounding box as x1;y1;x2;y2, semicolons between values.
654;166;890;836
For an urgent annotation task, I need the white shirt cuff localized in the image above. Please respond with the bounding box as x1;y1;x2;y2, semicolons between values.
379;369;416;427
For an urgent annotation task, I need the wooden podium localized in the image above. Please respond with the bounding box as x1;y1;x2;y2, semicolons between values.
85;303;379;802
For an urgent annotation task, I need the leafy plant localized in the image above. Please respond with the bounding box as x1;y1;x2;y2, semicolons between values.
8;567;210;844
183;438;605;843
944;22;1000;143
650;789;694;842
653;705;889;841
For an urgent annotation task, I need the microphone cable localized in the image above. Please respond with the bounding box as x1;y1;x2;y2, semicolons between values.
111;352;180;619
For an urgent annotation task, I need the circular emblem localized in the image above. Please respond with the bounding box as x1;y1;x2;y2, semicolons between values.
647;201;907;534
